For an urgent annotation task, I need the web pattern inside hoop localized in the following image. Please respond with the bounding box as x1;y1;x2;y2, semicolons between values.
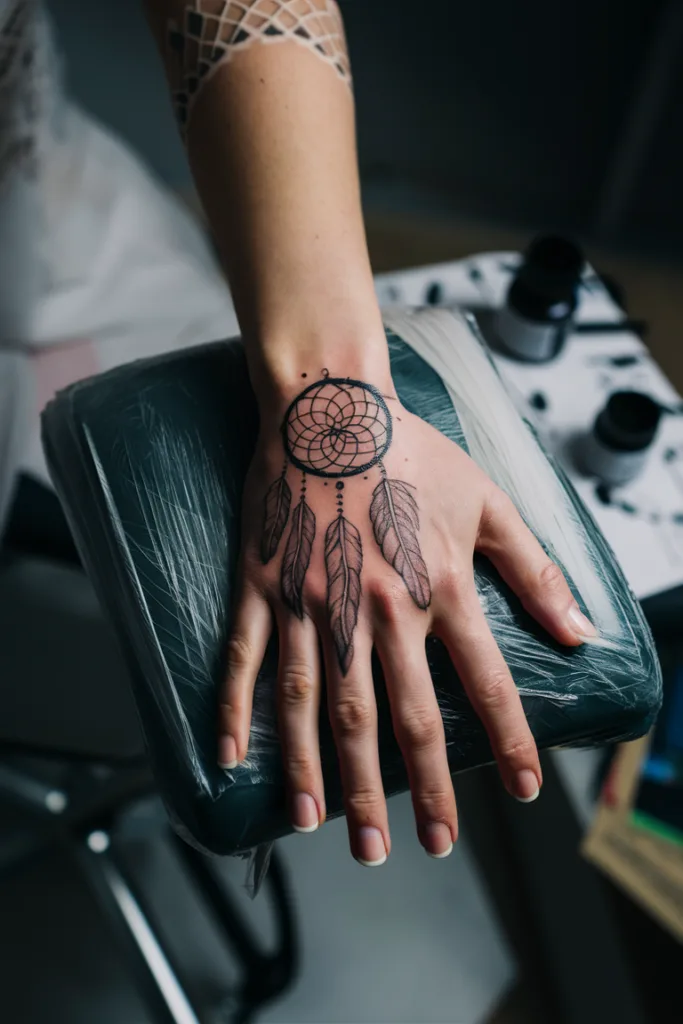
167;0;351;135
284;379;392;478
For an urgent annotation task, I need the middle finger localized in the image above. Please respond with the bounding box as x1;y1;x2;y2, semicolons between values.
324;629;391;868
277;612;326;833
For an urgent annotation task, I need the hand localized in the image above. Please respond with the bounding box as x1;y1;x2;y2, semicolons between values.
218;374;595;865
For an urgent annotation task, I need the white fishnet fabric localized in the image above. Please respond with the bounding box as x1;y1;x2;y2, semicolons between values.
0;0;60;192
167;0;351;135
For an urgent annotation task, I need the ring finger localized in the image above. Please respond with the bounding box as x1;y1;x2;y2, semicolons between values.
376;625;457;858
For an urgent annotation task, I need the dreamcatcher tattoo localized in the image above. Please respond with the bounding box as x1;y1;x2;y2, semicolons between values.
261;373;431;674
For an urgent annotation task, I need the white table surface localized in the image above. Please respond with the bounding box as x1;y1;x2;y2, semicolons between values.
377;252;683;603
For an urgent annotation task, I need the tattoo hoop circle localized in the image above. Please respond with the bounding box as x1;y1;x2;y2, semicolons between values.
283;378;393;479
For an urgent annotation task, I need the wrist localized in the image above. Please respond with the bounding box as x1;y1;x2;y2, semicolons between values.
249;322;394;430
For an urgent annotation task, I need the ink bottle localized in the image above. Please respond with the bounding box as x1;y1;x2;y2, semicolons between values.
579;390;662;486
496;236;584;362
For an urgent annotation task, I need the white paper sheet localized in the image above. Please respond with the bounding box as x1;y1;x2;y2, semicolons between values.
377;253;683;601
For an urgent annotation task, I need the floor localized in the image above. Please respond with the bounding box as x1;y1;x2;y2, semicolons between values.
0;564;515;1024
0;788;514;1024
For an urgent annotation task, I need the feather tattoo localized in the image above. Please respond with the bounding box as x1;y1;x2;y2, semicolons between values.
281;498;316;619
325;514;363;674
370;477;431;609
261;473;291;564
260;375;429;664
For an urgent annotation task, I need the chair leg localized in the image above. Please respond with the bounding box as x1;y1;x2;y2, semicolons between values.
72;829;203;1024
0;762;68;815
171;834;299;1017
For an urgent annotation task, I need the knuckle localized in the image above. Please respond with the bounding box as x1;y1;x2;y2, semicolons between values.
218;700;239;726
284;751;319;781
396;702;443;751
478;488;517;551
481;487;513;528
346;787;382;821
489;486;516;516
371;581;408;626
279;663;315;707
304;582;327;618
536;560;567;596
225;634;253;675
416;785;455;817
333;695;375;738
497;735;537;766
476;670;513;713
439;565;470;602
241;544;264;574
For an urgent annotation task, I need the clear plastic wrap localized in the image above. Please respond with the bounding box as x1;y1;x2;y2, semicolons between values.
41;306;662;860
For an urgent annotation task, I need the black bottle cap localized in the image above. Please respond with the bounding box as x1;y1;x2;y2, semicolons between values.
508;236;584;321
522;236;584;292
594;391;662;453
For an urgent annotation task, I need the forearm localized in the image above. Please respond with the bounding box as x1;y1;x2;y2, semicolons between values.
143;1;390;416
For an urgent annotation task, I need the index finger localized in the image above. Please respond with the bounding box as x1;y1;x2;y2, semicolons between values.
477;489;597;646
435;582;542;803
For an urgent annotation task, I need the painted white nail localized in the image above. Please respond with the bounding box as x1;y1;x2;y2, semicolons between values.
218;735;238;770
292;793;320;833
357;853;388;868
427;842;454;860
356;826;387;867
423;822;454;858
515;769;540;803
516;790;540;804
568;603;597;637
577;633;619;650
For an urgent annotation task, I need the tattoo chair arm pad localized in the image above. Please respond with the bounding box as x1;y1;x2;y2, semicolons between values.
41;308;661;855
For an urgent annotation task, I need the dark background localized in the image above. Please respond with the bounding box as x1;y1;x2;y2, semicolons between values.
48;0;683;260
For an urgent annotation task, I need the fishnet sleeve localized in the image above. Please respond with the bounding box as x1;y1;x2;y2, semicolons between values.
0;0;59;193
165;1;351;136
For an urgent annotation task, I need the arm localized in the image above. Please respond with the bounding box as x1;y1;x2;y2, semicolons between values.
143;1;594;865
143;0;389;416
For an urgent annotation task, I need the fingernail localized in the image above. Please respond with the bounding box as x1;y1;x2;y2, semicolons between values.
218;735;238;770
356;827;387;867
292;793;319;833
515;770;540;803
422;823;453;859
568;603;597;638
